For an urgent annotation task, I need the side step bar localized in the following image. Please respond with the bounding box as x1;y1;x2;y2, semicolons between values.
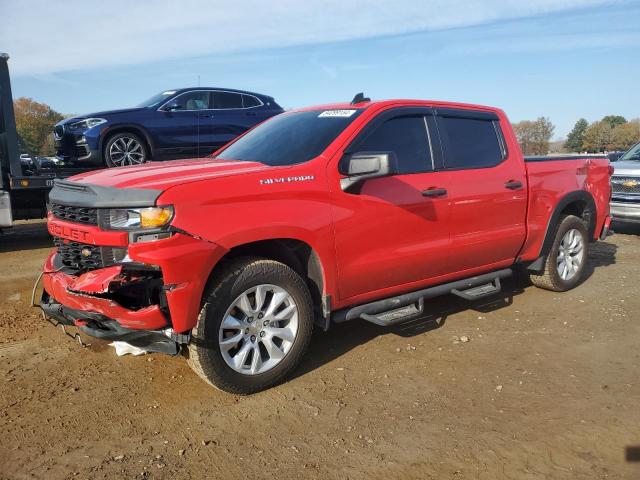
332;268;512;327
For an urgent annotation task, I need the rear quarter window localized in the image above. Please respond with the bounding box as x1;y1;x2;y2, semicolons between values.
437;116;504;169
242;94;261;108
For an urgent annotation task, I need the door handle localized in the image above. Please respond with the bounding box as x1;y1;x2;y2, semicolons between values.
246;111;257;116
504;180;523;190
422;187;447;197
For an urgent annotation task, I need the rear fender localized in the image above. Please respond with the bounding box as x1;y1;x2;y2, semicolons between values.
527;190;596;272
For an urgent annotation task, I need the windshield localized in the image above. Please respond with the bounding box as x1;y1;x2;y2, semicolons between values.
214;109;363;166
619;142;640;162
137;90;177;108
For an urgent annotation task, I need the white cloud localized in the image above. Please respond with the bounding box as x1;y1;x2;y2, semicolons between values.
0;0;622;75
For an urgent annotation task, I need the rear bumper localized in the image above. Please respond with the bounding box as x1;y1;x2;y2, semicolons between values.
42;232;226;334
610;201;640;223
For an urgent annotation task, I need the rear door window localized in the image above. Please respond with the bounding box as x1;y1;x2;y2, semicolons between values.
213;91;243;109
354;115;433;174
436;114;504;169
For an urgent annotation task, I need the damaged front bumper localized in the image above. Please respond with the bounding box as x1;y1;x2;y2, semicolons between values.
41;231;226;352
40;291;187;355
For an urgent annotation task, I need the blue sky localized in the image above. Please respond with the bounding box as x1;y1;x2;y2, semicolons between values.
1;0;639;137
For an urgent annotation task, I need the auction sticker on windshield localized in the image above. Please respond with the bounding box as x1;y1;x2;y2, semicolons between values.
318;110;357;118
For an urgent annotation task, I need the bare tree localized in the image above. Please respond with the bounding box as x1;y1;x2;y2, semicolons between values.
582;121;613;153
513;117;555;155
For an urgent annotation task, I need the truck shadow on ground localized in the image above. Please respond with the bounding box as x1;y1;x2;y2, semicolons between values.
0;221;51;253
294;242;618;381
583;239;618;282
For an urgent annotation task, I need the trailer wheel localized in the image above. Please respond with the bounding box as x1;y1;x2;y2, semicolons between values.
529;215;589;292
187;257;314;394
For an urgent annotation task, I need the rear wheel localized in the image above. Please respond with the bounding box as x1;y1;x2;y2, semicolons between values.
529;215;589;292
187;258;314;394
103;132;147;167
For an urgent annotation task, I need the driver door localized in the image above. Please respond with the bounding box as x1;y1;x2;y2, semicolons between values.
148;90;211;158
331;108;452;302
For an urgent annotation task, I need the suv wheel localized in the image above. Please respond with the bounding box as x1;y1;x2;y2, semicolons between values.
529;215;589;292
187;258;314;394
104;132;147;167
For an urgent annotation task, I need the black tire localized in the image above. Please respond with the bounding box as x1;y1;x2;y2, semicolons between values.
529;215;589;292
103;132;148;167
187;257;314;394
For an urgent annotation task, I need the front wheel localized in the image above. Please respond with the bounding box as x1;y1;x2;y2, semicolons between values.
529;215;589;292
103;132;148;167
187;258;314;394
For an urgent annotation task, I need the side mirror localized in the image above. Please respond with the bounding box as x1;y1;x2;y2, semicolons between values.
163;102;182;112
340;152;397;192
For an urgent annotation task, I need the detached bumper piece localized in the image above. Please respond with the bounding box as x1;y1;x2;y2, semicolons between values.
40;291;186;355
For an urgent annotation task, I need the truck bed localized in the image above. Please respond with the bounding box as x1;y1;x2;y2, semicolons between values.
518;155;611;262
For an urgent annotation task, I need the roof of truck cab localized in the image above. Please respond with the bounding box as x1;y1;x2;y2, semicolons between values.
293;99;504;114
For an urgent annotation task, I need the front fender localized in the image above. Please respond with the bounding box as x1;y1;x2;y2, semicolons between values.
100;124;156;157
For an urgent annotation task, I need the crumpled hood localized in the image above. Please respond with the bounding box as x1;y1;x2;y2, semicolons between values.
67;158;272;191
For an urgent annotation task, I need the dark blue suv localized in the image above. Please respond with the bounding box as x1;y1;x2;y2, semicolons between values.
53;88;283;167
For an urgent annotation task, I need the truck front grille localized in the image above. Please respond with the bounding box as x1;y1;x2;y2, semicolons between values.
54;237;104;271
53;238;126;272
611;176;640;195
50;203;98;225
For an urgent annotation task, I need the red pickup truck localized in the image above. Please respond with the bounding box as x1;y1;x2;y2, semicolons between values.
40;98;612;394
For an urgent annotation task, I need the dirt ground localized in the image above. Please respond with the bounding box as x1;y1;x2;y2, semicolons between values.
1;221;639;480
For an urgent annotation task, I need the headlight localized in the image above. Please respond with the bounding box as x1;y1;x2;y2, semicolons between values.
68;118;107;130
106;206;173;230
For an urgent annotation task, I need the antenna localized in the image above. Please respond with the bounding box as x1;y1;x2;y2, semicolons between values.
351;92;370;105
196;75;201;157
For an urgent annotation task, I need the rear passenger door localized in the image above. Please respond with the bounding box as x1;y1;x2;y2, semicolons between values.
203;91;259;149
434;108;527;273
332;108;452;301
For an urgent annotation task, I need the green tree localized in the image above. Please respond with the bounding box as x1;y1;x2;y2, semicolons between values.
601;115;627;129
582;121;613;152
13;97;63;156
564;118;588;152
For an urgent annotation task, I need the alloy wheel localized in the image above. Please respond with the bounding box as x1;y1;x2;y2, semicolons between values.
108;136;145;166
218;284;299;375
556;228;585;280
